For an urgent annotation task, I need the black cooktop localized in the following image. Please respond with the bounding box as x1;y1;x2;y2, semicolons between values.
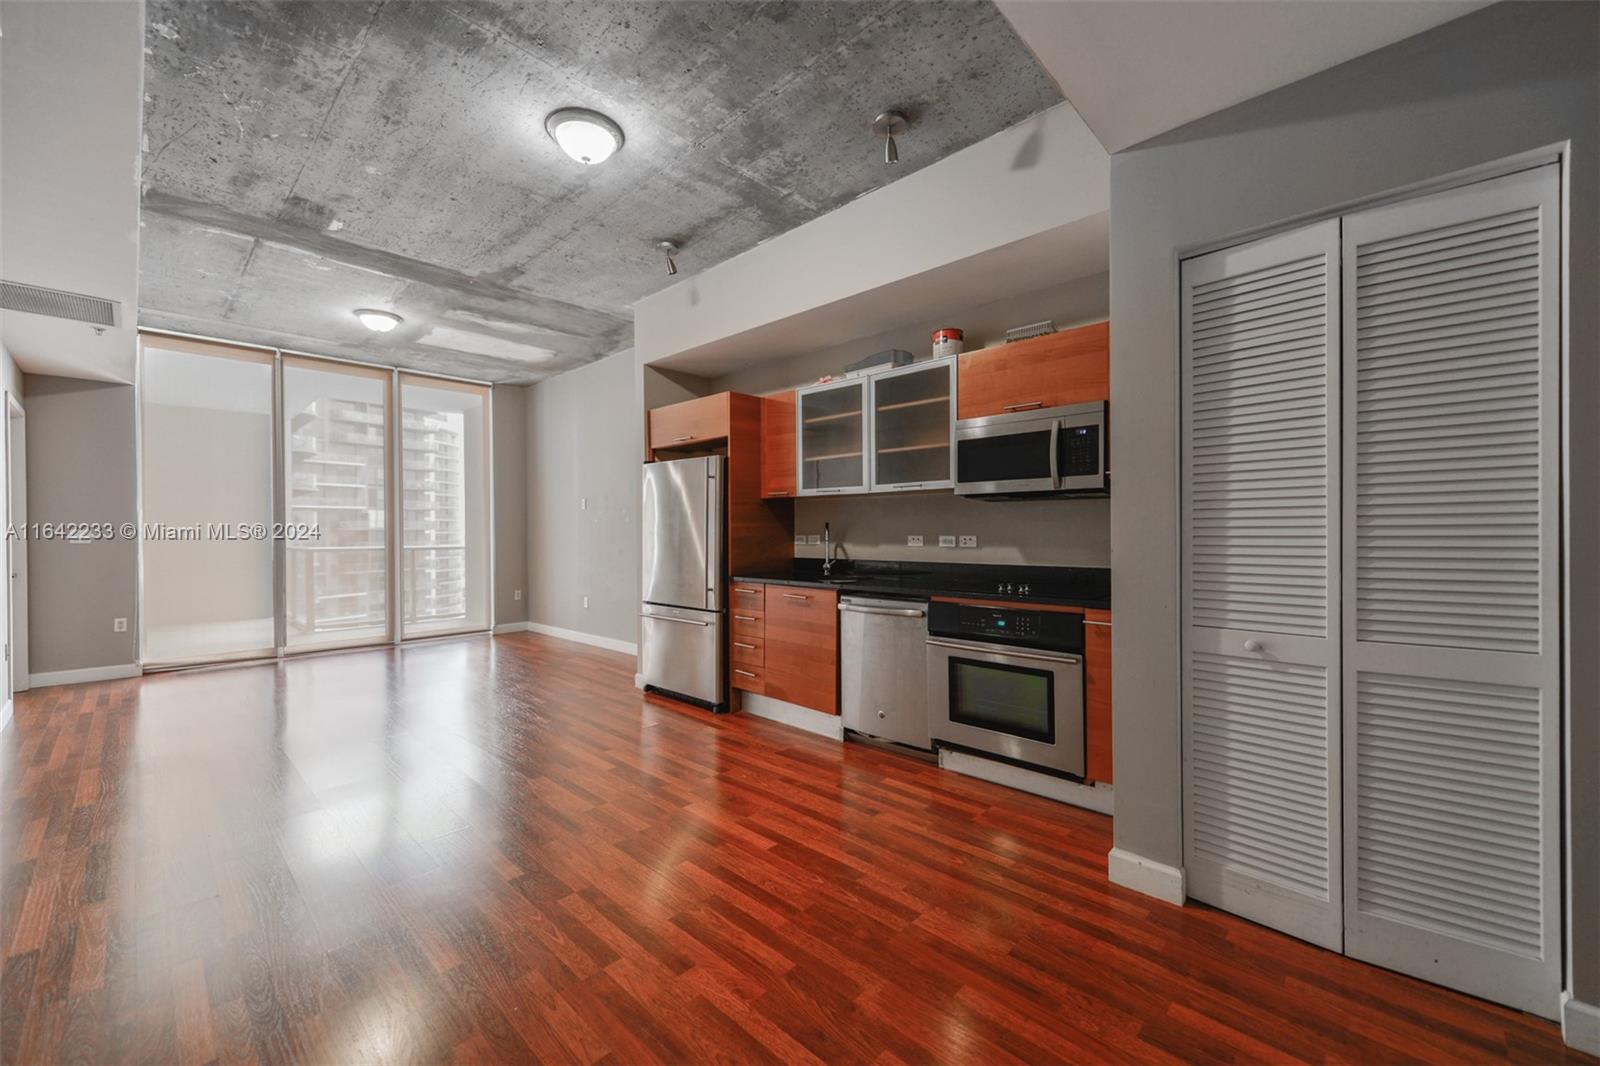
730;559;1110;611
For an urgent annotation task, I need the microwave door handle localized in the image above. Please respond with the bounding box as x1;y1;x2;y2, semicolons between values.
1048;419;1060;486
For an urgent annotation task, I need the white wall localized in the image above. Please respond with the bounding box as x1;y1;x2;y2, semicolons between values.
634;100;1108;368
492;385;528;626
1106;0;1599;1015
0;0;142;384
526;349;642;647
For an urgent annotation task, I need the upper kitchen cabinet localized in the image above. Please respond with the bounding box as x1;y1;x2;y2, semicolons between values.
870;358;954;491
647;392;731;454
956;321;1109;420
760;391;797;499
797;378;869;495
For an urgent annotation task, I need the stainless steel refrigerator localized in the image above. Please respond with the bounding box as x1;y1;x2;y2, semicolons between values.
639;455;726;709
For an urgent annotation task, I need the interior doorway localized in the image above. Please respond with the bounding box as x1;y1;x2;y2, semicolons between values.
6;393;26;701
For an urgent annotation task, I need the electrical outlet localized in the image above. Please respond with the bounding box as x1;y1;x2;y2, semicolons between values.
514;589;522;601
795;534;807;546
806;534;821;545
580;496;588;511
938;535;956;548
582;595;589;609
906;535;924;547
959;535;978;548
112;617;128;633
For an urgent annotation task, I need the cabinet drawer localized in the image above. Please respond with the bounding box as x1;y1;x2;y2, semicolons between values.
730;636;764;667
731;584;767;613
731;612;765;639
731;665;765;694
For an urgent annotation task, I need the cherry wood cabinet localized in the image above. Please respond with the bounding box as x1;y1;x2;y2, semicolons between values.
730;583;839;715
956;320;1109;420
760;390;797;499
1084;608;1113;784
647;392;732;453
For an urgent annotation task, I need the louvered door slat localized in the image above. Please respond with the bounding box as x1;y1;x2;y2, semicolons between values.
1343;165;1560;1018
1182;219;1342;951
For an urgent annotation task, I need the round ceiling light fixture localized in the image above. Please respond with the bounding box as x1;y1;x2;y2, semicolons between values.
354;308;403;333
545;107;624;165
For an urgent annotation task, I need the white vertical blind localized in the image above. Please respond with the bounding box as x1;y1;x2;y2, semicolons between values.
1342;164;1561;1018
1181;219;1343;951
140;337;276;665
398;374;491;637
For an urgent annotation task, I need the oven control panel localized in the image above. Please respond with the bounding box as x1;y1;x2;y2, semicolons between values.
927;601;1083;654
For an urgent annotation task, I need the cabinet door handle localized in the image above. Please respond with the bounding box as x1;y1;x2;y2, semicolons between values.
734;615;757;622
767;490;790;496
782;592;810;601
734;669;757;678
733;641;756;650
736;588;761;595
1003;400;1044;412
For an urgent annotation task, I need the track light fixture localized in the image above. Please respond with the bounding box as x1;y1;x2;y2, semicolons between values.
872;110;908;165
656;240;680;276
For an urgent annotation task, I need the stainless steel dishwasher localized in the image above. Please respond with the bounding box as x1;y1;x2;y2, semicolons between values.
839;596;930;749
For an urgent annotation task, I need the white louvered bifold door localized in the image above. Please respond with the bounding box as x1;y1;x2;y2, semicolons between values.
1341;165;1561;1018
1181;220;1343;950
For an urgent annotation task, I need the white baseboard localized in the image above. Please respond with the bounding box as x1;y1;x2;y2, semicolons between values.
937;748;1114;815
524;622;637;657
634;673;645;689
0;699;10;733
740;693;845;741
1564;993;1600;1055
1108;846;1187;906
29;663;141;688
493;621;531;634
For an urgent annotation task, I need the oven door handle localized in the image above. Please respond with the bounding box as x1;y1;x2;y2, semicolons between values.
1048;419;1059;486
926;637;1081;666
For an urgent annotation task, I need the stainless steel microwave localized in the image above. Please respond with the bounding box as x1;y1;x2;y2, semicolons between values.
953;401;1108;498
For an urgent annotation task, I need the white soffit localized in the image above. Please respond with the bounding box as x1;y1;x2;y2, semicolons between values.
998;0;1493;153
1;1;143;383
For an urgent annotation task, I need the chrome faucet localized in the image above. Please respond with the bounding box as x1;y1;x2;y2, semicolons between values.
822;522;834;577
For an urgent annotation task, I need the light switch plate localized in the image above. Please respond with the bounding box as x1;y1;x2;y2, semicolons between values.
906;535;924;547
959;535;978;548
938;535;956;548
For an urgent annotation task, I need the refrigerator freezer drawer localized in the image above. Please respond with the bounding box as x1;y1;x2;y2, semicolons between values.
639;603;725;708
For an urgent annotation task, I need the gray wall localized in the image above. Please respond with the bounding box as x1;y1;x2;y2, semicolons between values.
527;349;642;646
714;274;1112;570
491;385;528;626
1107;1;1599;1005
24;374;139;673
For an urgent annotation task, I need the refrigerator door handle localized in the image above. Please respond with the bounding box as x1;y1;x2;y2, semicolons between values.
649;614;711;627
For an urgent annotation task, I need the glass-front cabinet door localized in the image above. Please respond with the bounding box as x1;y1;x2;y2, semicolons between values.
870;357;953;491
797;378;868;495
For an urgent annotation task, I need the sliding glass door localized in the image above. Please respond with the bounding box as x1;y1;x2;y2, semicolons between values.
140;337;276;666
281;356;392;650
399;374;491;637
140;338;494;666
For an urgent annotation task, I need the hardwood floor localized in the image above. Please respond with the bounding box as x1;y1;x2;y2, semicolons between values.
0;633;1587;1065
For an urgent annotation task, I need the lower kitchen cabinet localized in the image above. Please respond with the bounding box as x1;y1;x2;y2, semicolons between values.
1084;608;1112;784
730;583;839;715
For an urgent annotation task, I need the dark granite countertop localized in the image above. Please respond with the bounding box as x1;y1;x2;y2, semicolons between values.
731;559;1110;611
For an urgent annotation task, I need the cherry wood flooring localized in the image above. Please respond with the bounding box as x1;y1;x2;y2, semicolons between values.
1;633;1587;1065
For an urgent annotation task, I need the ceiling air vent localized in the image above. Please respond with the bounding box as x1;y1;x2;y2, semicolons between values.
0;280;121;327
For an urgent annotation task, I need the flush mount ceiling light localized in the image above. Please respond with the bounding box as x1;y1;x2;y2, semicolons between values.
354;308;403;333
871;109;909;165
545;107;624;165
655;240;681;276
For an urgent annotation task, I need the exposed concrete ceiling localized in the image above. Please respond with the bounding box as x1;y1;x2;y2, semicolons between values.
998;0;1491;153
139;1;1063;383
